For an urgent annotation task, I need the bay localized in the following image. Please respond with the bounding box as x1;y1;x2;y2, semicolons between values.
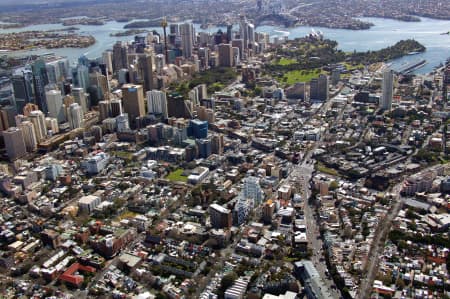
0;17;449;74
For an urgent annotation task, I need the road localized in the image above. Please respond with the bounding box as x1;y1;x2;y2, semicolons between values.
357;183;404;299
282;92;347;299
358;163;446;299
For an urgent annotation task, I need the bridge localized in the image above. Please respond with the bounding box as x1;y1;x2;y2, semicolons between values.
254;13;298;27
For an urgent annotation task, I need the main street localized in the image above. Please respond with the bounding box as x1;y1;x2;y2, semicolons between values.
283;90;349;299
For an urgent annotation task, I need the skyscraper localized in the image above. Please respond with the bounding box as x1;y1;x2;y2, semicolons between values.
116;113;130;132
74;64;90;92
180;23;194;59
110;99;123;117
136;53;154;92
218;43;234;67
71;87;88;114
318;74;329;101
102;51;113;74
3;127;27;160
211;133;224;155
12;69;34;113
167;93;193;119
98;101;111;121
381;69;394;110
209;204;232;229
45;90;65;123
68;103;84;129
112;41;128;73
189;119;208;139
243;176;263;206
28;110;47;141
239;16;256;55
146;90;168;119
310;74;328;102
196;138;212;158
155;54;165;75
121;84;145;126
31;60;49;113
18;121;38;152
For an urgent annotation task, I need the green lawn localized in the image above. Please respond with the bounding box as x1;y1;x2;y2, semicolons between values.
315;162;338;176
166;169;188;182
343;62;365;71
277;57;297;66
113;151;133;161
281;68;326;85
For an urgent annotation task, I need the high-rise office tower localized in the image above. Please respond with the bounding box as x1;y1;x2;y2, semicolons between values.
232;39;244;60
45;117;59;134
218;43;234;67
0;105;17;130
113;41;128;73
209;204;232;229
247;23;255;49
147;90;168;119
317;74;329;101
73;64;90;92
3;127;27;160
211;134;224;155
167;93;193;119
232;47;240;66
110;98;123;117
239;16;255;53
381;69;394;110
243;176;263;206
15;114;26;127
226;24;233;43
121;84;145;126
18;121;38;152
45;59;68;83
23;103;39;117
45;62;59;84
28;110;47;141
71;87;88;114
98;101;111;121
136;53;154;92
196;138;212;158
68;103;84;129
45;90;65;123
310;74;328;102
31;60;49;113
89;71;108;101
170;24;179;35
12;69;34;113
116;113;130;132
180;23;194;59
63;95;74;121
198;47;210;70
102;51;113;74
155;54;165;75
189;119;208;139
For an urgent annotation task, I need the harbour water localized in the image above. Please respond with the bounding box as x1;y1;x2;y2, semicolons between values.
1;17;449;74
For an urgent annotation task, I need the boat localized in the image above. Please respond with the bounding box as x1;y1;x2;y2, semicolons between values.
407;51;420;55
396;59;427;74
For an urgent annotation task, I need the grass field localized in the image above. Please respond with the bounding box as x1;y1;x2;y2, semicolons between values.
166;169;188;182
113;151;133;161
343;62;365;71
276;57;297;66
281;68;327;85
315;162;338;176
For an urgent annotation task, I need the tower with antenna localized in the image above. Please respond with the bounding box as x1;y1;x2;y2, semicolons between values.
161;17;169;65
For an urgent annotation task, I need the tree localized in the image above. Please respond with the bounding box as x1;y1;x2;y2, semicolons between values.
220;272;238;292
329;181;339;190
396;278;406;290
